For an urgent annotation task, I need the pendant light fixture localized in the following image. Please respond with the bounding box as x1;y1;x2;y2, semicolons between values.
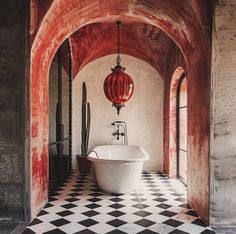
103;21;134;115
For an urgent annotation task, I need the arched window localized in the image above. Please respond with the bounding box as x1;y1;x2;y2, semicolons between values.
176;75;187;185
169;67;188;182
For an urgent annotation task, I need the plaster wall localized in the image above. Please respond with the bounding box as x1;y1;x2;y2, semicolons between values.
73;55;163;172
210;0;236;226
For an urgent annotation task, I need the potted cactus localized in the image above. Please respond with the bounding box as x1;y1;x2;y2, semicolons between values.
77;82;91;173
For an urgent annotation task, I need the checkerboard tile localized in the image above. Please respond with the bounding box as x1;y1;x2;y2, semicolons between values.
22;171;215;234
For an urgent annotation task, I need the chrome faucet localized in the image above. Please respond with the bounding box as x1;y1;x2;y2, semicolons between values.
111;121;128;145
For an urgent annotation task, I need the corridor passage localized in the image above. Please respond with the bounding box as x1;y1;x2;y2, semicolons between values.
23;172;214;234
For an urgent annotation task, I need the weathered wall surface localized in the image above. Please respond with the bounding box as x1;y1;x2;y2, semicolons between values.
210;0;236;226
73;55;163;172
163;37;211;223
0;1;29;222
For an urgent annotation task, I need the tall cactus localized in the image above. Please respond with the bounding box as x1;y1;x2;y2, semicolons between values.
81;82;91;156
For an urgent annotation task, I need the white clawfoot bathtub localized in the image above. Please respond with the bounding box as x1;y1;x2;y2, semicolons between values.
87;145;149;194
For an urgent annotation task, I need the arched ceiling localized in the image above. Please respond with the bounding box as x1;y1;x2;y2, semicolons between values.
61;22;176;78
31;0;213;81
29;0;215;220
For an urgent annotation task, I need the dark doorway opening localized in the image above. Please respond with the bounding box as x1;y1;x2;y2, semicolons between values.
48;40;73;194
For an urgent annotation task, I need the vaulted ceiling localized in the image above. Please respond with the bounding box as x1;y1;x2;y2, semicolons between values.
61;22;175;78
31;0;214;81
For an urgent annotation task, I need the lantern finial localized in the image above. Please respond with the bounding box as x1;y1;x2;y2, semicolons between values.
113;103;124;115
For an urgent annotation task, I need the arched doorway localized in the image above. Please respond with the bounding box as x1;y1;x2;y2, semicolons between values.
169;67;185;178
169;68;188;185
176;75;187;185
29;1;211;223
48;42;73;194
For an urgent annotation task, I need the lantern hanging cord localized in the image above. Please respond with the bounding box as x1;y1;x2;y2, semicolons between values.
116;21;121;65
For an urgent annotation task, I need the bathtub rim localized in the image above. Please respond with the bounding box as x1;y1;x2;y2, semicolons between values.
87;144;150;163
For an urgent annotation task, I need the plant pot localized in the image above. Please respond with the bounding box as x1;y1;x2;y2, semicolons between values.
76;155;91;174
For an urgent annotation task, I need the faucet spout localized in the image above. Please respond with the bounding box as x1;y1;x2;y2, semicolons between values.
111;121;128;145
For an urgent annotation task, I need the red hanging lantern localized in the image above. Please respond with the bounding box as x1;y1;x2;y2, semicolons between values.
103;21;134;115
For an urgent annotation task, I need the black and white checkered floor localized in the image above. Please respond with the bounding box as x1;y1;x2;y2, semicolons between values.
23;171;215;234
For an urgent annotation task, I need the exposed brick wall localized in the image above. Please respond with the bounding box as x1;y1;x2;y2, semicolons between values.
0;1;29;222
211;0;236;226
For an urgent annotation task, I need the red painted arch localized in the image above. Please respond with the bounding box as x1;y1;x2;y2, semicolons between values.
30;0;211;223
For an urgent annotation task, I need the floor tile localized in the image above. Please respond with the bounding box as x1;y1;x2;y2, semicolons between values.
149;223;175;233
118;222;145;233
135;219;156;228
81;210;100;217
28;218;43;226
191;218;208;227
43;228;67;234
22;228;35;234
88;222;115;234
133;210;152;217
169;230;189;234
58;222;85;234
73;229;97;234
108;210;126;217
23;171;214;234
106;230;128;234
200;229;216;234
78;218;98;227
50;218;71;227
163;219;183;228
29;222;57;233
177;222;206;234
61;203;78;209
173;213;198;223
159;210;178;217
107;219;127;227
56;210;74;217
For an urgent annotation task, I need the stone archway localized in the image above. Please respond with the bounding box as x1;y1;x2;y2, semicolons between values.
30;0;211;223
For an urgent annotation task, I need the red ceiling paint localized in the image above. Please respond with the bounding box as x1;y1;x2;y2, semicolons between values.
60;22;173;78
